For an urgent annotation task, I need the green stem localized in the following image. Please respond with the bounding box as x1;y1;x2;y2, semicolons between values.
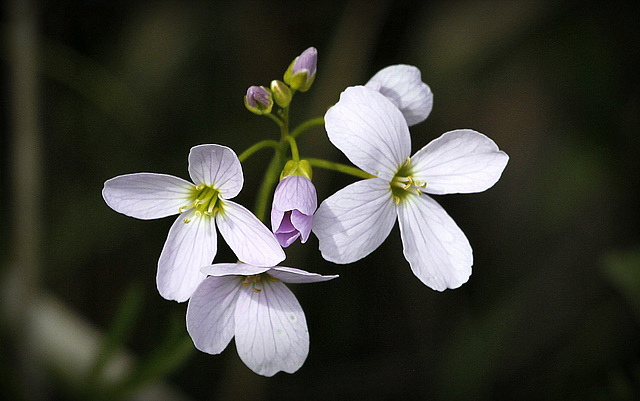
290;116;325;138
307;158;375;179
285;136;299;162
254;143;286;222
238;140;279;163
264;112;284;128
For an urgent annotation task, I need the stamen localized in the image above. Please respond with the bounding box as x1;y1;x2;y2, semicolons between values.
269;275;280;282
253;288;262;293
390;157;428;201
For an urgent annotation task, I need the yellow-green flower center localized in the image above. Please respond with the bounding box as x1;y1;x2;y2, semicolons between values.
390;157;426;204
179;184;222;223
241;274;280;293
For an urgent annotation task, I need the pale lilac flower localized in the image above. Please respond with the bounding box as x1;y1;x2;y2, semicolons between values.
365;64;433;126
271;175;317;247
186;263;337;376
102;144;285;302
313;86;509;290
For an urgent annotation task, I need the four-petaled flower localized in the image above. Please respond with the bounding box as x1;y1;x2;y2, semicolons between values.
313;86;509;290
271;175;318;247
102;144;285;302
186;263;337;376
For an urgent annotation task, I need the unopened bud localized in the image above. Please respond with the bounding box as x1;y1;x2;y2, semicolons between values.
270;80;292;108
244;86;273;115
283;47;317;92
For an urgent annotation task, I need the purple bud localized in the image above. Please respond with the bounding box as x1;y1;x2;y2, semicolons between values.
292;47;317;77
245;86;271;108
270;175;317;247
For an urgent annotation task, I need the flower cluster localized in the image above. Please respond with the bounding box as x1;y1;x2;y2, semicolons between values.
102;47;508;376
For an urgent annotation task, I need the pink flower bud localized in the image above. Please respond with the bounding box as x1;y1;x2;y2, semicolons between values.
270;175;317;247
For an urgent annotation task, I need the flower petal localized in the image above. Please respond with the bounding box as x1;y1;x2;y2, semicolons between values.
201;263;269;277
234;279;309;376
324;86;411;180
102;173;194;220
186;275;241;354
216;200;285;266
397;194;472;290
411;130;509;195
312;179;396;264
157;212;217;302
272;176;317;215
290;210;313;243
365;64;433;126
188;144;243;198
268;267;339;284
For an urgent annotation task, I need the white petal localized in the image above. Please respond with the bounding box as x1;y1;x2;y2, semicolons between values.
411;130;509;195
186;276;241;354
324;86;411;180
312;179;397;264
397;194;472;291
102;173;194;220
188;144;243;198
268;267;339;284
201;263;269;277
156;212;217;302
216;200;285;266
365;64;433;126
234;279;309;376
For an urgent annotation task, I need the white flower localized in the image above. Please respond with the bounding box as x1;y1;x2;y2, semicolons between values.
313;86;509;290
186;263;337;377
102;144;285;302
365;64;433;126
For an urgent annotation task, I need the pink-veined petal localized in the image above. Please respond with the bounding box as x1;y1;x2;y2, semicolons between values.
201;263;269;277
216;200;285;266
397;194;472;291
365;64;433;126
186;275;242;354
312;178;396;264
290;210;313;243
324;86;411;180
156;212;217;302
411;130;509;195
102;173;194;220
268;266;339;284
188;144;244;198
234;279;309;376
272;176;317;215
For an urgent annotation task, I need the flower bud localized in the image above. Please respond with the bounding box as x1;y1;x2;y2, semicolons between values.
270;80;292;108
244;86;273;115
283;47;317;92
270;175;317;247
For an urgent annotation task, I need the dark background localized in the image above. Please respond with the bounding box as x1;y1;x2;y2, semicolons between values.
2;1;639;400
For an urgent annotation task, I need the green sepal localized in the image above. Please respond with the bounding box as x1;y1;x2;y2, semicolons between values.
280;159;313;181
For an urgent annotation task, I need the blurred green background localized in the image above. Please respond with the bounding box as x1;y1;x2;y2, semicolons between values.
2;0;639;400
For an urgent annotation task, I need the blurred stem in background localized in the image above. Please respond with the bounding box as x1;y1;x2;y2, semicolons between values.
0;1;193;399
1;0;44;398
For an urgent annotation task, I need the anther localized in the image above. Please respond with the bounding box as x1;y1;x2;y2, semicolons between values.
253;288;262;293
